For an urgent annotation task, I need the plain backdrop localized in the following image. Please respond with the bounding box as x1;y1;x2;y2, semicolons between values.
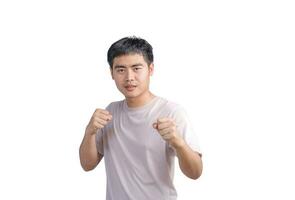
0;0;294;199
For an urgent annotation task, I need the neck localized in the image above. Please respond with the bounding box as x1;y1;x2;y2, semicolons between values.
126;91;155;108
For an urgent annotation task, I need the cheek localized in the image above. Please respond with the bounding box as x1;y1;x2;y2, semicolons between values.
113;79;124;90
113;76;124;84
137;72;150;82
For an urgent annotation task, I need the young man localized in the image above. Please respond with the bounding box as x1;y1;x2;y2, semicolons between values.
79;36;202;200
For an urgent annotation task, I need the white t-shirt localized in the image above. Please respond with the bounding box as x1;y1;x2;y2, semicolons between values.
96;96;201;200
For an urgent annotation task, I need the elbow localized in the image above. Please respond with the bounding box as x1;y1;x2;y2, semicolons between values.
79;156;97;171
79;150;99;172
82;167;94;172
183;167;203;180
189;162;203;180
192;155;203;180
190;170;202;180
81;163;96;172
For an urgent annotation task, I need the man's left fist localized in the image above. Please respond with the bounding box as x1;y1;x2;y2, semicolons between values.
153;118;184;148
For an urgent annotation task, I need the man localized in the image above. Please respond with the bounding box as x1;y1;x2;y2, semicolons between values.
79;36;202;200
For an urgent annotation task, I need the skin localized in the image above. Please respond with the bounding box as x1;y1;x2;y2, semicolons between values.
111;53;156;108
79;53;203;180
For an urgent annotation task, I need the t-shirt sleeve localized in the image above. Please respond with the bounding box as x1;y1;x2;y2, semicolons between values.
172;106;202;155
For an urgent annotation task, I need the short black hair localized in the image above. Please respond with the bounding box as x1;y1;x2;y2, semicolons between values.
107;36;154;68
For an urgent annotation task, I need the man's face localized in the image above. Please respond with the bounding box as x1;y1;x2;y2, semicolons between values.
111;53;154;99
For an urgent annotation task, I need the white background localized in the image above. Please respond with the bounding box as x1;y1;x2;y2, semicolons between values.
0;0;294;199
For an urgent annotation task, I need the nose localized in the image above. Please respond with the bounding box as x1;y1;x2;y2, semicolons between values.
125;69;135;82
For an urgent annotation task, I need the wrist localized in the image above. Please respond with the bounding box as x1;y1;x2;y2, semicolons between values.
85;128;97;137
170;137;186;150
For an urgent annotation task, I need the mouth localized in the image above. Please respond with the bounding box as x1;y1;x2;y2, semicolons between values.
124;85;137;92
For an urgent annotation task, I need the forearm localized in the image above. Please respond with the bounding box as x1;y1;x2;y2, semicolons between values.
175;141;203;180
79;132;101;171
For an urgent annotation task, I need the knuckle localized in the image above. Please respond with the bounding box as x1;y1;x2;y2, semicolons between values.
97;123;103;129
95;108;101;113
93;112;99;118
93;121;99;127
94;116;100;122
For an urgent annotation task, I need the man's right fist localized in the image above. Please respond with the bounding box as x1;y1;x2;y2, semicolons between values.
85;109;112;135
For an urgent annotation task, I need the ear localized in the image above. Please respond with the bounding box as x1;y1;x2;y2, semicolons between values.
110;67;114;80
149;63;154;76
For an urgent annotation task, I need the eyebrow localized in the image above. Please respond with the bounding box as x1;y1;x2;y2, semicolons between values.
114;63;143;69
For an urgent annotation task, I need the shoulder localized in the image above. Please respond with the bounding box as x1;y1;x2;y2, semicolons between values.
105;99;125;112
156;97;187;116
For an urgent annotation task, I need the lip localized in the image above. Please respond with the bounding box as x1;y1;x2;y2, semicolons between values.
125;85;136;91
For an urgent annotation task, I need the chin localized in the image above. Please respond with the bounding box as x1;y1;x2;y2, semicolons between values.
124;93;140;99
123;91;142;99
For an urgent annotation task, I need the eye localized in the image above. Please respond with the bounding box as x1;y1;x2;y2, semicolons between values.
134;67;141;71
117;69;125;73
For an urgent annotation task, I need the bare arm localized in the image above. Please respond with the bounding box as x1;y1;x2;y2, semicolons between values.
153;118;203;179
79;132;103;171
175;141;203;179
79;109;112;171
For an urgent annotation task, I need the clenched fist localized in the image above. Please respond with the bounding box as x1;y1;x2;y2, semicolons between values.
153;118;184;149
85;109;112;136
